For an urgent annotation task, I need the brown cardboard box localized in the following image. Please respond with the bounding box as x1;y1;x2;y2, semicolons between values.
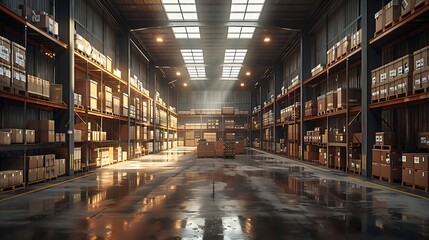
414;154;429;171
402;167;414;184
379;83;388;99
375;8;385;33
340;35;350;56
373;149;381;163
12;42;26;70
0;131;11;145
37;155;44;168
27;155;39;169
337;88;362;109
395;75;412;95
2;129;23;143
0;36;11;65
113;96;121;115
384;0;401;27
402;153;414;169
418;132;429;149
38;130;55;143
106;56;112;72
59;159;66;176
37;167;45;181
317;94;326;114
372;162;381;177
414;170;428;189
414;46;429;71
28;168;37;183
319;148;327;165
371;86;379;102
27;120;55;131
221;107;235;115
375;132;396;145
0;63;12;87
380;149;402;165
50;84;62;103
326;91;337;112
12;68;26;91
381;164;402;181
26;129;36;143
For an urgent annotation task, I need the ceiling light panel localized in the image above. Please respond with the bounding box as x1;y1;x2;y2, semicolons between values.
180;49;204;64
227;27;255;39
162;0;198;21
224;49;248;64
230;0;265;21
187;66;206;79
222;66;242;79
172;27;201;39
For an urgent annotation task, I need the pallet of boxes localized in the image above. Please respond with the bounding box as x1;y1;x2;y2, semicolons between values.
372;132;402;183
224;141;235;158
402;132;429;192
0;35;26;94
197;139;215;158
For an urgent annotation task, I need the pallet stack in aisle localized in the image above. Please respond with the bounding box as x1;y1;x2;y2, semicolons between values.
402;153;428;192
197;140;215;158
0;170;23;192
372;132;402;182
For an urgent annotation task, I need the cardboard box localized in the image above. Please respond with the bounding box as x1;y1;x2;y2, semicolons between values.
27;155;39;169
113;96;121;115
326;91;337;112
42;79;50;98
25;129;35;143
414;154;429;171
384;0;401;27
375;8;385;33
28;169;37;183
414;46;429;71
113;68;121;78
340;35;350;56
375;132;396;146
28;120;55;131
59;159;66;176
317;94;326;114
12;68;26;91
381;164;402;181
395;75;412;95
1;129;23;143
372;162;381;177
221;107;235;115
402;153;414;169
50;84;62;103
12;42;25;70
0;36;11;65
38;130;55;143
75;34;92;55
414;170;428;188
0;131;11;145
37;167;45;180
372;149;381;163
106;56;112;72
0;63;12;87
379;149;402;165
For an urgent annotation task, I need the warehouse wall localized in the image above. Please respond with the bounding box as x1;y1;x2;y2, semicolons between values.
178;90;250;111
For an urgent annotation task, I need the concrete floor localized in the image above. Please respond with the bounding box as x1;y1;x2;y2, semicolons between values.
0;148;428;240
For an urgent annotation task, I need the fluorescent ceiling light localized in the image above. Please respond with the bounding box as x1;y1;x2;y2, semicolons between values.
172;27;201;39
186;65;206;79
223;49;247;64
230;0;265;21
222;65;242;79
227;27;255;39
180;49;204;64
161;0;198;21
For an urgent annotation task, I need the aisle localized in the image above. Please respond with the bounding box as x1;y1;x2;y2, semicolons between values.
0;148;428;240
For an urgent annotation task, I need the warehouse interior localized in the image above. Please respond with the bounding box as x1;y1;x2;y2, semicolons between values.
0;0;429;239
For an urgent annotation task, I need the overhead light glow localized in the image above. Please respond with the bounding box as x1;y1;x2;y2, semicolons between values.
161;0;198;21
172;27;201;39
264;37;271;42
176;71;181;76
230;0;266;21
240;83;245;87
246;71;251;76
156;37;163;42
183;82;188;87
227;27;255;39
224;49;247;64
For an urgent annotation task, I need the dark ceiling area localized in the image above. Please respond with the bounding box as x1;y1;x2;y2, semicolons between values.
104;0;321;90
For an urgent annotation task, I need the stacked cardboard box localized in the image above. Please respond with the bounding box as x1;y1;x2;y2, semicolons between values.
0;129;23;143
215;140;224;157
74;93;82;106
413;46;429;93
326;90;338;112
0;36;12;88
304;145;318;162
224;141;235;158
0;170;23;188
402;153;428;191
337;88;362;109
263;110;274;126
27;120;55;143
418;132;429;149
305;100;317;117
288;124;300;141
234;140;245;154
72;147;82;171
11;42;26;91
27;155;45;183
372;132;401;181
203;132;217;142
123;93;129;117
317;94;327;115
197;140;215;158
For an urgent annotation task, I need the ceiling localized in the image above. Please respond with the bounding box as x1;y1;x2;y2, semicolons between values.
105;0;322;90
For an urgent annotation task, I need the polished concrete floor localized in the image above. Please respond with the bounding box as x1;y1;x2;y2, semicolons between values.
0;148;428;240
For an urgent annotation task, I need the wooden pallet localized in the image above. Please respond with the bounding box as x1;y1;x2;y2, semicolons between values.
0;183;24;193
326;108;338;113
89;108;100;113
372;174;381;179
28;179;46;185
28;93;49;100
380;176;401;183
402;181;413;188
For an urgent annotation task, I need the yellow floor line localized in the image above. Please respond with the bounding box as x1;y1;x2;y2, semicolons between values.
0;172;97;203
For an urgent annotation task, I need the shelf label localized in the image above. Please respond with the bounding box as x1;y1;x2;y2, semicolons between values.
414;157;419;164
402;156;406;162
0;46;9;61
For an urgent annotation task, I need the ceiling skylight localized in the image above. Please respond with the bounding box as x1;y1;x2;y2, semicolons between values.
227;27;255;39
230;0;265;21
172;27;201;39
222;65;242;80
180;49;204;64
224;49;247;64
161;0;198;21
187;65;206;79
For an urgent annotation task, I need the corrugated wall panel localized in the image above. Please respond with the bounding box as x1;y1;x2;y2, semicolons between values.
178;91;250;111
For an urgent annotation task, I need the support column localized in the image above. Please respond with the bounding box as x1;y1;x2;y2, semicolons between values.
119;33;130;159
300;32;312;161
361;0;379;177
56;0;75;175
